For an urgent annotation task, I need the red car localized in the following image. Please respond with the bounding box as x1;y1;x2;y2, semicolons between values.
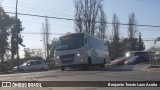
111;57;130;66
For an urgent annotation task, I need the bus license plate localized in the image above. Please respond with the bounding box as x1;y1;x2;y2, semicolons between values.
63;58;71;61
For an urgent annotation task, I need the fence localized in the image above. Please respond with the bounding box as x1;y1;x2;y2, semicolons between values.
150;53;160;67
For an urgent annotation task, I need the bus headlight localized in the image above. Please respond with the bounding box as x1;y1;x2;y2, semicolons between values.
76;53;81;57
56;56;60;59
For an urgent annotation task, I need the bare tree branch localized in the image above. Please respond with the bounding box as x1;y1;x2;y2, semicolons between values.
74;0;106;39
42;17;50;59
128;13;137;38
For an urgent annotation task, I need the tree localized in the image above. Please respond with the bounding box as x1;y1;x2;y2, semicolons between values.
65;32;71;35
112;14;120;41
121;38;129;55
120;13;145;54
127;13;138;51
97;5;107;41
109;14;121;59
11;18;24;60
128;13;137;39
74;0;83;33
24;48;43;59
24;48;32;59
74;0;107;40
42;16;50;59
137;32;145;51
121;34;145;55
0;7;14;66
48;38;57;58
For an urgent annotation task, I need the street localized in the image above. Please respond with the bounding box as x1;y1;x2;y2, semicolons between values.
0;64;160;90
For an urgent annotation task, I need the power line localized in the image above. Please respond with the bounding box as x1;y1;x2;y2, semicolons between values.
5;11;160;28
20;20;73;28
3;4;73;18
3;10;160;29
6;11;75;20
139;0;160;4
20;32;157;40
2;0;74;17
21;32;65;35
19;32;157;40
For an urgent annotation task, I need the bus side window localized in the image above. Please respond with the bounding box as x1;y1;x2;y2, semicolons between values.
84;37;90;48
84;37;88;44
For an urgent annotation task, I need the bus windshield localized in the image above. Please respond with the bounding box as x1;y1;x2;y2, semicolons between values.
56;33;84;51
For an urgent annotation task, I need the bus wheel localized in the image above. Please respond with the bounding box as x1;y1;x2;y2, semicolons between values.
87;57;92;70
19;69;25;73
100;59;105;68
61;66;65;71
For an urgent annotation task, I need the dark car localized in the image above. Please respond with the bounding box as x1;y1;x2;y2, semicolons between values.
124;56;149;65
111;56;130;66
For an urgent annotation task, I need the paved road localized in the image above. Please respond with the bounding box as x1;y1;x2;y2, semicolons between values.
0;64;160;90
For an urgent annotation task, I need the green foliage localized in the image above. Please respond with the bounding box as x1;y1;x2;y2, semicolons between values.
0;58;29;72
24;48;32;59
121;38;138;53
108;13;145;60
49;38;57;58
109;14;122;60
121;36;145;55
137;32;145;51
27;56;43;60
109;37;145;60
0;7;14;63
46;59;55;70
109;41;122;60
24;48;43;60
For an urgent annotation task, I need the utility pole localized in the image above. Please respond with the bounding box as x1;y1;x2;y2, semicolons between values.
11;0;24;72
45;17;49;60
42;17;50;60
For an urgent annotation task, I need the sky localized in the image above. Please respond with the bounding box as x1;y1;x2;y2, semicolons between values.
0;0;160;57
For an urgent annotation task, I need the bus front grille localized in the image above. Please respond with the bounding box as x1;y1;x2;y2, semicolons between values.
60;54;75;63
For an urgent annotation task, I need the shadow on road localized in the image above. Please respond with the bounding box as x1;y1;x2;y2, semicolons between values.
65;65;135;72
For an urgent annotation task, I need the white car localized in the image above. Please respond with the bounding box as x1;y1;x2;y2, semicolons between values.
12;60;49;72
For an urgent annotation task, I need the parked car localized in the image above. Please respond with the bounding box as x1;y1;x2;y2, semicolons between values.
126;51;149;59
124;56;149;65
111;56;130;66
12;60;49;72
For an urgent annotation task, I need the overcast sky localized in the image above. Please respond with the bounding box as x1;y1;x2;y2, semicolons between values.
1;0;160;57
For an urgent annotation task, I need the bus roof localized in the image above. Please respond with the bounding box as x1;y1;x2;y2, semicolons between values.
60;32;104;42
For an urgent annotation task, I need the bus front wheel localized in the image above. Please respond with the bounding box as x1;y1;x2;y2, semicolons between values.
61;66;65;71
100;59;106;68
87;57;92;69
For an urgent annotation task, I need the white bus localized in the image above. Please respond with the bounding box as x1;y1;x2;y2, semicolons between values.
54;33;110;71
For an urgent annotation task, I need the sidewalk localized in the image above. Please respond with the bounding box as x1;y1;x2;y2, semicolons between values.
145;66;160;72
0;71;13;75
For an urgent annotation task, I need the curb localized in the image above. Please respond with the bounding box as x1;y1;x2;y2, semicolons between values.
145;66;160;72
